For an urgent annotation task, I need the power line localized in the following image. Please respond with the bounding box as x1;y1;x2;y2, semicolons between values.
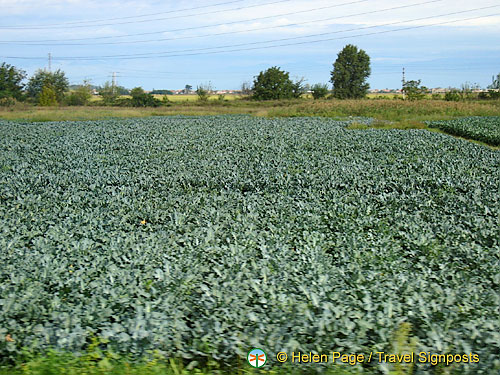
49;7;500;59
92;62;500;78
155;12;497;61
3;0;445;46
0;0;247;28
0;0;294;30
0;0;372;43
64;65;500;83
2;10;498;61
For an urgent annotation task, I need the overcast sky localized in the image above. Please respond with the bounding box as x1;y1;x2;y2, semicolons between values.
1;0;499;90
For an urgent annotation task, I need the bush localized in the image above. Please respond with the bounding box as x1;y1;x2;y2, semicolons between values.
0;97;17;107
488;90;500;99
98;82;119;105
444;90;461;102
65;83;92;106
38;86;58;106
162;96;171;106
130;87;162;107
196;83;212;102
402;80;428;101
478;90;500;100
252;67;303;100
311;83;329;99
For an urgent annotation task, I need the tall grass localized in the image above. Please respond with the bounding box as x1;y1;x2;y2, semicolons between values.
267;99;500;122
0;98;498;123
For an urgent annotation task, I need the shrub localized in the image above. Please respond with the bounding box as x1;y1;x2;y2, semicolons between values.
38;85;58;106
196;83;212;102
252;67;303;100
402;80;428;101
98;82;119;105
444;90;461;102
130;87;162;107
65;82;92;106
0;97;17;107
311;83;329;99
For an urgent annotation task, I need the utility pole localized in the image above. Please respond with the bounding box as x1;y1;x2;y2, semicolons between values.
402;67;406;100
112;72;117;94
48;53;52;72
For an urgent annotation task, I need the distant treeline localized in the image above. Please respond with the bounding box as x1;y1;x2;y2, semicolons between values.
150;89;174;95
2;46;500;108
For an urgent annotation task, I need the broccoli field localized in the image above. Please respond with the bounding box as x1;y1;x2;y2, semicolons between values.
0;116;499;374
427;116;500;146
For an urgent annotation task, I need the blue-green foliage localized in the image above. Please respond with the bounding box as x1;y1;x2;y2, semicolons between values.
427;116;500;146
0;117;499;374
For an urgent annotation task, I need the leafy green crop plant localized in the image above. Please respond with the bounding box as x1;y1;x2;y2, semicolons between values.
0;116;498;374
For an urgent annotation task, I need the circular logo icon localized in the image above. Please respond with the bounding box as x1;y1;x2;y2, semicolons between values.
247;348;267;368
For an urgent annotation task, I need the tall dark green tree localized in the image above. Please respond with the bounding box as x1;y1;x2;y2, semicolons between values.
0;63;26;100
26;69;69;103
330;45;371;99
488;73;500;90
252;66;303;100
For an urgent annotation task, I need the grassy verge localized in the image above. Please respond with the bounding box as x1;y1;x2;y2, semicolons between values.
267;98;500;123
0;350;363;375
1;98;499;123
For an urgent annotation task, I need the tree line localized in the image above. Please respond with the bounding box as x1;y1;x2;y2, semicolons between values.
1;44;499;107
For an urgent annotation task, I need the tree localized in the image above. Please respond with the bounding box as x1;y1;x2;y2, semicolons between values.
38;85;57;106
252;66;303;100
114;85;130;95
130;86;145;98
402;80;428;101
240;81;252;96
0;62;26;101
129;86;161;107
330;44;371;99
488;73;500;90
291;77;305;98
184;84;192;94
66;80;92;106
460;82;480;100
311;83;329;99
26;69;68;103
444;89;461;102
98;81;119;105
150;89;173;95
196;82;212;102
